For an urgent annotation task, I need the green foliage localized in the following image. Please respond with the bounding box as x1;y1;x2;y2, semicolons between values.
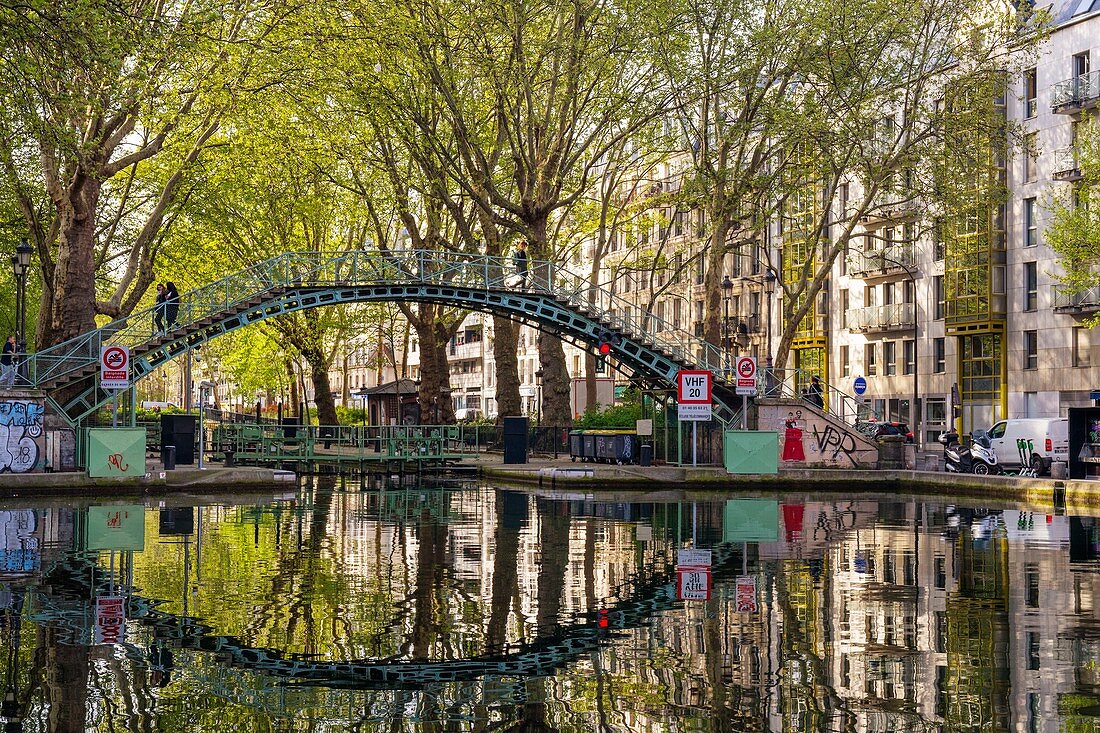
575;388;642;428
1046;117;1100;323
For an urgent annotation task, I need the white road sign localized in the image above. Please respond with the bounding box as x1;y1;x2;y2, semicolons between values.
735;356;758;396
100;345;130;390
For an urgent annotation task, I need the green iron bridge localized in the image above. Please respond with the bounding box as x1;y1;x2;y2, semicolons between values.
25;249;870;427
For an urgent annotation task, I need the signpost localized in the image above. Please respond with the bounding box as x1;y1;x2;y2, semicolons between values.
735;575;758;612
101;345;130;428
676;549;712;601
853;375;867;396
677;370;712;466
735;356;757;429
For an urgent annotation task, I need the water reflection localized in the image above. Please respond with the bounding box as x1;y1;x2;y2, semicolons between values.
0;481;1099;730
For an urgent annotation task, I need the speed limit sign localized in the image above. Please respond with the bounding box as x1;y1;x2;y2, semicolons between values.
735;356;757;396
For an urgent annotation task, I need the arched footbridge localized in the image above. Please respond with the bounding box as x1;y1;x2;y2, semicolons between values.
27;249;870;426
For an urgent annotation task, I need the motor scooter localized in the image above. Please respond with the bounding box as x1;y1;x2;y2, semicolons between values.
939;429;1000;475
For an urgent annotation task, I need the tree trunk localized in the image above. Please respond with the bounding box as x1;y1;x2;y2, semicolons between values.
584;352;598;414
47;178;101;346
286;358;299;419
492;316;522;420
302;345;338;425
413;315;456;425
528;216;572;426
538;332;572;426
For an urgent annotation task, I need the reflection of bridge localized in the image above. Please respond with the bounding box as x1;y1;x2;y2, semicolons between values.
41;544;742;689
28;250;746;425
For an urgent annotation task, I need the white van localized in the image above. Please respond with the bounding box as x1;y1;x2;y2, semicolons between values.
986;418;1069;475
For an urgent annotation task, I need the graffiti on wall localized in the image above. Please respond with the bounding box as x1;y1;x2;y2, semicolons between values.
764;402;877;468
0;400;45;473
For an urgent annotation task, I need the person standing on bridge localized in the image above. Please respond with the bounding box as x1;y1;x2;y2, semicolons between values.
513;240;529;289
806;375;824;410
164;282;180;330
0;336;14;388
153;283;167;334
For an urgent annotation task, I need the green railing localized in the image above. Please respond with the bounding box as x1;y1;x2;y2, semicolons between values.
212;422;480;463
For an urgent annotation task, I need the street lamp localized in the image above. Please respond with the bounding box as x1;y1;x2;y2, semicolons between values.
721;275;734;378
10;238;32;360
763;270;777;395
534;369;544;426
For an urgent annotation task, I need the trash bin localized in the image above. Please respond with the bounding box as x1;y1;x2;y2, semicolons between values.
593;430;637;464
162;445;176;471
224;450;235;468
502;416;529;464
639;443;653;467
569;430;585;462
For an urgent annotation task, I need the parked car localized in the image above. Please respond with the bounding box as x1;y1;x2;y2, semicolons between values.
453;408;483;422
857;421;914;443
985;418;1069;475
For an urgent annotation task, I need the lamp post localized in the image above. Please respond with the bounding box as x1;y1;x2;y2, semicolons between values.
721;275;734;379
534;369;543;426
764;270;777;395
10;239;32;366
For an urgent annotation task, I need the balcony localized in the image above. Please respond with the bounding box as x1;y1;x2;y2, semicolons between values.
846;245;917;279
845;303;916;333
1051;70;1100;114
1051;147;1083;182
860;194;919;226
1053;284;1100;315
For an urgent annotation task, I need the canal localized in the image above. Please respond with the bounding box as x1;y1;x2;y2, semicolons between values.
0;477;1096;731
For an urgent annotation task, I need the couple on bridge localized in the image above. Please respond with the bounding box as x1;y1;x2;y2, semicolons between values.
153;282;180;334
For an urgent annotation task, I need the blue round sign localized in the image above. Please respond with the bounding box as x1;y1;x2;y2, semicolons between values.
853;376;867;396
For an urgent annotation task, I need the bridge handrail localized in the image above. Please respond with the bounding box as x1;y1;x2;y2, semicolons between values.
26;249;730;384
758;366;881;426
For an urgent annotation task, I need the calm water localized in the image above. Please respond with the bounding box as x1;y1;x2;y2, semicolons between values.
0;477;1098;731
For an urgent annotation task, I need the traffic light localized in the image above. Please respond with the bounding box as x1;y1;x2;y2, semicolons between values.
595;329;622;355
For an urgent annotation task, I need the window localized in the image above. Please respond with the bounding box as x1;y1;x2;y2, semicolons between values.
903;339;915;375
1024;132;1038;183
933;219;945;261
884;341;896;376
927;398;946;423
934;276;945;319
1024;68;1037;119
1025;330;1038;369
841;345;850;377
1024;261;1037;311
673;299;682;329
840;289;849;329
695;258;705;284
1074;327;1092;367
883;281;894;306
1027;632;1040;670
1025;198;1038;246
865;284;877;307
934;338;946;373
993;265;1006;295
866;343;877;376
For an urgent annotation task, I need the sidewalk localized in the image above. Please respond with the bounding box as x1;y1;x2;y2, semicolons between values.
478;453;1100;512
0;463;294;498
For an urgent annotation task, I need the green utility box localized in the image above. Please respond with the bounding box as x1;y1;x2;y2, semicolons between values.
723;430;779;475
87;428;147;478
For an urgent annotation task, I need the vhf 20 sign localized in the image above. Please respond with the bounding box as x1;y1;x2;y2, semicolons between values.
677;370;712;421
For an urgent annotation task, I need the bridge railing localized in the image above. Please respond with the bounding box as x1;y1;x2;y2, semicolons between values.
758;367;881;425
29;249;733;388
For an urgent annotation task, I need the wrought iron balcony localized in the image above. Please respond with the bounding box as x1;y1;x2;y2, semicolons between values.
1053;284;1100;314
861;193;919;225
1051;147;1083;182
1051;70;1100;114
846;245;917;278
845;303;916;332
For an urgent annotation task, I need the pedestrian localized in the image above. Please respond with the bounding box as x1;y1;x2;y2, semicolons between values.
0;336;15;389
153;284;167;334
164;282;180;330
807;375;824;409
512;240;529;289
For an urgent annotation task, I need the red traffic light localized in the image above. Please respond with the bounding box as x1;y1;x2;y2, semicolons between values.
599;342;612;356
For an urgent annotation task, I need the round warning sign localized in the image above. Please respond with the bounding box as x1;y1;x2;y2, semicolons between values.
100;345;130;390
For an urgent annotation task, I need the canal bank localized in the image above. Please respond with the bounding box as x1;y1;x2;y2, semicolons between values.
0;464;295;498
479;459;1100;512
